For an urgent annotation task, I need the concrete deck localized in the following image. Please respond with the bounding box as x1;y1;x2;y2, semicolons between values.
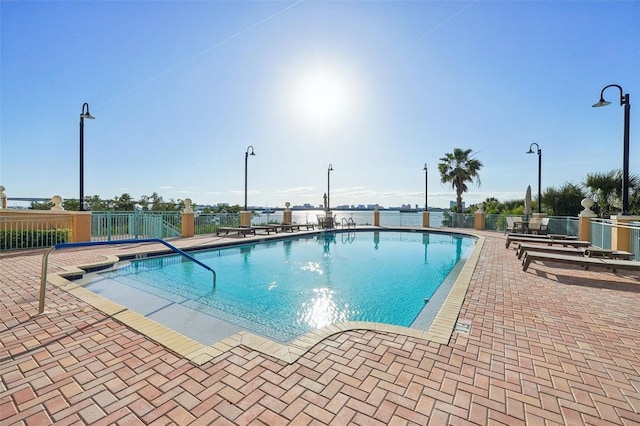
1;229;639;425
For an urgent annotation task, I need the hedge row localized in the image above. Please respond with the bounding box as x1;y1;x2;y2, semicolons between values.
0;229;71;250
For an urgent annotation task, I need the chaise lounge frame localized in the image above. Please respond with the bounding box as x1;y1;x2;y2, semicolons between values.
248;225;279;235
216;227;257;237
515;243;584;259
516;243;633;260
506;235;591;249
522;251;640;273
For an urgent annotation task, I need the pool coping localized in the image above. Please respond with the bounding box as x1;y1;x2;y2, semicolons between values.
44;228;485;366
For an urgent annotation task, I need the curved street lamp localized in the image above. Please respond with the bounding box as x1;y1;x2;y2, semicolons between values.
79;103;95;211
423;163;428;211
526;143;542;214
327;163;334;211
244;145;255;211
592;84;631;215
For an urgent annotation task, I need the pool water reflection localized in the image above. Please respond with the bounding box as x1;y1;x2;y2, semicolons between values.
87;230;476;343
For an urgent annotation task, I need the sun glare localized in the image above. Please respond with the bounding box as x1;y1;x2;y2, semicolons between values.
289;64;354;130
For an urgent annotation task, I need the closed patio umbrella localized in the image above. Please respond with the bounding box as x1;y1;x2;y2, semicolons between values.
524;185;532;218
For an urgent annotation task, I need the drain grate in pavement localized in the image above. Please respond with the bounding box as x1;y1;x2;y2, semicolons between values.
454;318;472;335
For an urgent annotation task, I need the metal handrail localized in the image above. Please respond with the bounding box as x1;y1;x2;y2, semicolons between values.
39;238;216;314
341;217;356;230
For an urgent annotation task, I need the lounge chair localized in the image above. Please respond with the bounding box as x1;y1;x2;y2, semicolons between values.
517;243;634;260
248;225;279;234
522;252;605;271
582;248;633;260
505;217;515;234
278;224;300;232
280;222;315;231
512;218;526;234
527;217;549;235
216;227;256;237
505;235;590;249
515;243;584;259
598;258;640;273
522;251;640;273
506;233;577;240
505;217;525;233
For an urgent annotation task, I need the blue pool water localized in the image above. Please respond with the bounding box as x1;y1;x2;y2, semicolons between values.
89;231;475;343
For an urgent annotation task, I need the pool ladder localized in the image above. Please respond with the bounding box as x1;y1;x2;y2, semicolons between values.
341;217;356;230
39;238;216;314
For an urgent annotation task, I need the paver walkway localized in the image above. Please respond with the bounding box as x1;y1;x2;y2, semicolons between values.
1;230;639;425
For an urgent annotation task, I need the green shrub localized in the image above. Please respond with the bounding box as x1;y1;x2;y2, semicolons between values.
0;229;71;250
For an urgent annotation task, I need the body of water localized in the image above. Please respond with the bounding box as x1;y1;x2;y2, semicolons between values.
253;209;446;228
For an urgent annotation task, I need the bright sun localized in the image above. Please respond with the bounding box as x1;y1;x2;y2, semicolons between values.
289;64;353;130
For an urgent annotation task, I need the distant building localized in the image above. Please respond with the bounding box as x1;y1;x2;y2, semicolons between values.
400;204;418;212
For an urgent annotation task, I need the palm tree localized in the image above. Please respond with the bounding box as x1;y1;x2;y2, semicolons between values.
585;170;640;217
541;183;585;216
585;171;619;217
438;148;483;213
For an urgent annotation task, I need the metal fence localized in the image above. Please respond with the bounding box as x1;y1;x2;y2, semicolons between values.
224;211;523;230
2;209;639;259
593;220;640;261
91;211;182;241
547;216;579;236
590;219;613;250
436;213;515;232
484;214;508;232
194;213;241;235
630;223;640;261
0;213;73;251
441;212;475;229
251;210;451;228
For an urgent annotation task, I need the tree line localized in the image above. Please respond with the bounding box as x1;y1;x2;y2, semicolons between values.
29;150;639;218
437;148;639;218
29;192;241;213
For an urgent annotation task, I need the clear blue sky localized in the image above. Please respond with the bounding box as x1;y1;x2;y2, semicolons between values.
1;1;638;209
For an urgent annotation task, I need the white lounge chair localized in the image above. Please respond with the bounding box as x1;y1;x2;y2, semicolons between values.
528;217;549;235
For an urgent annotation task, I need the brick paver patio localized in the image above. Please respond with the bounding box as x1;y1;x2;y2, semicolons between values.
1;230;639;425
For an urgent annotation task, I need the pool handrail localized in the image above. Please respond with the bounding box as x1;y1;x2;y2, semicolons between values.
39;238;216;314
341;217;356;230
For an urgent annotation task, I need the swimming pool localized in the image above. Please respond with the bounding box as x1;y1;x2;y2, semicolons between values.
82;230;476;344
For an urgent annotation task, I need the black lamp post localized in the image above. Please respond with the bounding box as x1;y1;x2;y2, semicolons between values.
592;84;631;215
526;143;542;214
244;145;255;211
79;103;95;211
327;164;334;211
423;163;428;211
